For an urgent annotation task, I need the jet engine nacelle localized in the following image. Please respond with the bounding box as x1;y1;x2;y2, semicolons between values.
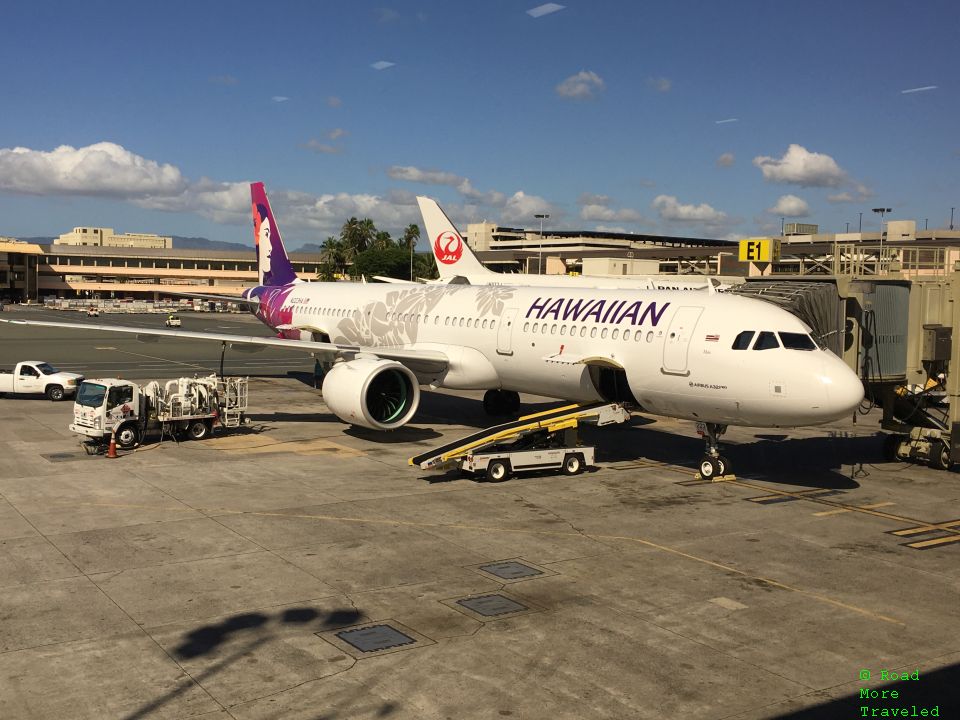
321;356;420;430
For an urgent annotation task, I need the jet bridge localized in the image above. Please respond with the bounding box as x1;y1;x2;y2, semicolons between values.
731;249;960;469
409;401;629;471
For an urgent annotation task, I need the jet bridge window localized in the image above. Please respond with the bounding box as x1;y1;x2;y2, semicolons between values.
779;332;817;350
753;331;780;350
732;331;755;350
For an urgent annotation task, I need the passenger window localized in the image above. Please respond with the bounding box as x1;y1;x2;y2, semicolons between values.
459;318;465;327
753;331;780;350
445;317;450;326
106;385;133;410
560;325;567;336
532;323;539;333
612;329;619;340
523;322;528;331
491;321;496;329
542;324;548;335
623;330;630;341
590;328;597;338
467;319;473;328
779;332;817;350
483;320;488;329
646;331;654;343
551;324;557;334
580;327;587;338
732;331;755;350
601;328;608;339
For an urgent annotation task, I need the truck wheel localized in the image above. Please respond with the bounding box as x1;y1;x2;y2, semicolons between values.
114;424;139;450
486;459;511;483
187;420;211;441
929;441;952;471
46;385;65;401
562;453;585;476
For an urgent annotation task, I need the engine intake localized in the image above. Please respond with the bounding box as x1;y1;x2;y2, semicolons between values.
321;357;420;430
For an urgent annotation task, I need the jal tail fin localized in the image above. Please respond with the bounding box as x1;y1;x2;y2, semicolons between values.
416;196;492;280
251;182;298;287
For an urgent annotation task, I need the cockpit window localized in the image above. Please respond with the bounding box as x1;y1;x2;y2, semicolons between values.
732;331;755;350
779;332;816;350
753;331;780;350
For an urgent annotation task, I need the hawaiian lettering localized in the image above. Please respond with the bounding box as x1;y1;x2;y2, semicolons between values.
525;297;671;326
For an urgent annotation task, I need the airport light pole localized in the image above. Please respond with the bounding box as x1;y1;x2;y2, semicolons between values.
845;222;850;233
859;212;863;233
534;213;549;274
951;207;955;230
872;207;892;271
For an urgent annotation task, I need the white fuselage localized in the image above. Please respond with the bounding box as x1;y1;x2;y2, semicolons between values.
265;281;863;428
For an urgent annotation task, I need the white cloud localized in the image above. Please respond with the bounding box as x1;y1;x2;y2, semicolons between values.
500;191;555;223
717;152;735;168
652;194;727;224
0;142;186;199
527;3;565;18
827;183;874;203
371;60;396;71
327;128;347;140
768;194;810;218
901;85;937;94
752;144;846;187
577;194;643;222
377;7;399;23
715;118;738;124
593;225;628;234
302;140;340;154
647;76;671;92
555;70;605;100
271;96;289;103
386;165;505;205
326;96;342;107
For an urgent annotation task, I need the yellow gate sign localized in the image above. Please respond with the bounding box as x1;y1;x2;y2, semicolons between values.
738;237;780;263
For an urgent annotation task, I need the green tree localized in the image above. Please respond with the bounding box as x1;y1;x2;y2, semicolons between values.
400;223;421;252
340;217;376;257
413;252;439;280
318;236;347;280
372;230;394;251
352;246;411;280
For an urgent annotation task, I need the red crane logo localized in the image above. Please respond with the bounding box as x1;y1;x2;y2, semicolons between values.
433;231;463;265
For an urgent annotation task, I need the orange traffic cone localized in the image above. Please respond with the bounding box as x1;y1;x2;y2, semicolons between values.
106;432;118;459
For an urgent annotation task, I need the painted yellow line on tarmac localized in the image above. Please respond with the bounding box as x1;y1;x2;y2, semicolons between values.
813;502;895;517
890;519;960;537
906;534;960;550
73;499;904;626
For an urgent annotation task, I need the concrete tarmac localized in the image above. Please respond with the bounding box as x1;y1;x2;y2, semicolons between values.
0;307;958;719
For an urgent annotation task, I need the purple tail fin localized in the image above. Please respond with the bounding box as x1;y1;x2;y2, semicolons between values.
251;182;298;287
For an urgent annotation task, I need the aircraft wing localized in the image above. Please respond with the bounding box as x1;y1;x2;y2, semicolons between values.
542;350;625;370
155;289;260;304
0;318;449;373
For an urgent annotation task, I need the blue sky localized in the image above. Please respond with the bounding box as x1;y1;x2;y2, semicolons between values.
0;1;956;249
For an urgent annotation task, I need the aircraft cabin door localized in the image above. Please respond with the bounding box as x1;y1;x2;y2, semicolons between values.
662;306;703;375
497;308;518;356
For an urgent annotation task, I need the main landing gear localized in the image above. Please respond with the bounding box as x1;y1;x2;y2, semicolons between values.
698;423;731;480
483;389;521;417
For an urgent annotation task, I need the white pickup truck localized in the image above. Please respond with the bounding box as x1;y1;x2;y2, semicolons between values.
0;361;84;401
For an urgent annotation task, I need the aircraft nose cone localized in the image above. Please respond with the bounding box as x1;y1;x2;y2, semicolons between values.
822;354;864;418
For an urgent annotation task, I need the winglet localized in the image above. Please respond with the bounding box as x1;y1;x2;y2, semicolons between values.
416;196;491;280
251;182;298;287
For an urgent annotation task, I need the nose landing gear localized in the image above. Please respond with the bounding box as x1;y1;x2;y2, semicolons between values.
697;423;731;480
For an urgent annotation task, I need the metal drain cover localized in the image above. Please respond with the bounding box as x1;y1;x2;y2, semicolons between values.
41;453;84;463
335;624;415;653
479;561;544;580
456;594;528;617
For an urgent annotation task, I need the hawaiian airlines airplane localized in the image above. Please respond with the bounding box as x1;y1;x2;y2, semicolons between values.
417;196;731;291
1;182;863;476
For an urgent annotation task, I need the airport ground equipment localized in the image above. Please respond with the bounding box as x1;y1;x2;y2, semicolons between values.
409;401;629;480
0;361;84;401
733;244;960;469
70;374;248;451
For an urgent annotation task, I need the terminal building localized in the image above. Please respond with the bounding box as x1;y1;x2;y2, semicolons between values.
0;239;324;303
4;218;960;303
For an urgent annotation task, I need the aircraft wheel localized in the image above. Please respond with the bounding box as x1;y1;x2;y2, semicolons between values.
699;457;719;479
503;391;521;415
483;390;505;416
929;441;952;471
562;453;585;476
486;459;511;483
717;456;730;477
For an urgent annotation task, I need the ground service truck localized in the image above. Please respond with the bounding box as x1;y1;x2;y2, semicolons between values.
70;374;248;451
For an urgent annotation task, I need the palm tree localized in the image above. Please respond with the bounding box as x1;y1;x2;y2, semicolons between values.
340;217;375;257
319;236;347;280
400;224;421;280
373;230;394;251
